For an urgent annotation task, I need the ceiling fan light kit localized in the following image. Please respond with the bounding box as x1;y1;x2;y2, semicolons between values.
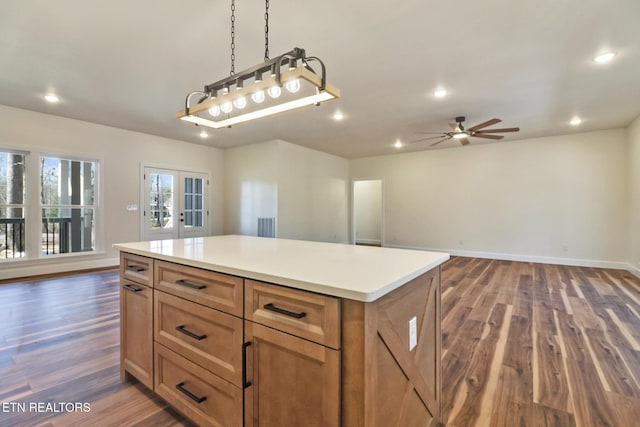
411;116;520;147
177;0;339;130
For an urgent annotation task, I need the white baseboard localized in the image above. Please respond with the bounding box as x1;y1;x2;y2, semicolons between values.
0;257;119;281
627;263;640;278
383;244;630;271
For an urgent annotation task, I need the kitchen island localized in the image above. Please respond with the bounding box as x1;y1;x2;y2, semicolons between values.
114;235;449;427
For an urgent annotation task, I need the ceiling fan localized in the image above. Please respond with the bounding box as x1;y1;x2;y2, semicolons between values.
412;116;520;147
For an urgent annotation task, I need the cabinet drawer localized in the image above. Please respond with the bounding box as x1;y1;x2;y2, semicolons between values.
245;280;340;349
155;344;242;427
155;260;243;317
155;291;243;386
120;252;153;287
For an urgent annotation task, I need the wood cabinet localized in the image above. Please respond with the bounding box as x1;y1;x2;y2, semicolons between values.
119;253;442;427
151;261;244;426
245;279;341;349
120;253;154;389
244;321;340;427
155;343;243;427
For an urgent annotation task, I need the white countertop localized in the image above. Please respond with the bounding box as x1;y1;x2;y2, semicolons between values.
113;235;449;302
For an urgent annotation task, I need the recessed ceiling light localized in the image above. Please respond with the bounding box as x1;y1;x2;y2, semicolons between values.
44;93;59;103
333;112;344;121
593;52;616;63
394;140;403;149
433;89;447;98
199;130;209;138
570;117;582;126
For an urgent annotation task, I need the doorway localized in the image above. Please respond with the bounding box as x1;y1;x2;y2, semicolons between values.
142;167;209;241
352;179;384;246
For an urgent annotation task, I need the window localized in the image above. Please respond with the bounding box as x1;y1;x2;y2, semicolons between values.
183;176;204;227
0;150;99;262
40;156;96;255
0;150;27;259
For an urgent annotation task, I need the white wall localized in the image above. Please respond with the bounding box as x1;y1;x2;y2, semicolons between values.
629;116;640;275
0;105;224;279
351;129;629;267
224;140;349;243
223;140;279;236
354;180;382;244
276;141;349;243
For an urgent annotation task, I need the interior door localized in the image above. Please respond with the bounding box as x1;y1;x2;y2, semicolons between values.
143;168;209;241
353;178;384;246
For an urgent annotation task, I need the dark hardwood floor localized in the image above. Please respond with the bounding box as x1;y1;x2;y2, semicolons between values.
0;258;638;426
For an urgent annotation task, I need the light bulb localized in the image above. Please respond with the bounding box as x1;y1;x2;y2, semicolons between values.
453;133;467;139
285;79;301;93
251;90;266;103
233;96;247;109
209;105;221;117
433;89;447;98
267;85;282;99
221;101;233;114
44;93;59;103
593;52;616;63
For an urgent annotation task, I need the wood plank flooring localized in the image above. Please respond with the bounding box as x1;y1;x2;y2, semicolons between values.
442;257;640;427
0;270;192;427
0;258;638;426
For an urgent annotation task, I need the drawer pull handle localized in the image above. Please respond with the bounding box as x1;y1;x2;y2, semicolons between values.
175;279;207;290
122;284;142;292
175;382;207;404
242;341;252;389
176;325;207;341
125;265;145;272
263;303;306;319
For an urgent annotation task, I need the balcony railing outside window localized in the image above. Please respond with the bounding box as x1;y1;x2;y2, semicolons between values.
0;217;82;258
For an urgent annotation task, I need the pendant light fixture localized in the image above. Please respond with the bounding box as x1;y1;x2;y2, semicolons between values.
177;0;340;129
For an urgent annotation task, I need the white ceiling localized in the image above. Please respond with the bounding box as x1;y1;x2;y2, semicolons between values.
1;1;639;158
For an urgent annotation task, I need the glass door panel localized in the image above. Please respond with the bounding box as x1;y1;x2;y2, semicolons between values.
144;169;179;240
180;172;208;238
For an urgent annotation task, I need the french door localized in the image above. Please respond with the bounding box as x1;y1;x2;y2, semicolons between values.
142;167;209;241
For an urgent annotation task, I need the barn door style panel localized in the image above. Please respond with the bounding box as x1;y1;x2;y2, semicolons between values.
343;268;441;427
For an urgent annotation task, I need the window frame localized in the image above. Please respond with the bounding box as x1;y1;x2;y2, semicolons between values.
0;148;29;260
0;147;103;263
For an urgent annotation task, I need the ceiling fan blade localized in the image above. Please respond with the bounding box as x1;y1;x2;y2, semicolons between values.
459;137;470;145
472;134;504;140
410;135;448;143
449;122;459;131
430;137;451;147
467;118;501;132
475;127;520;133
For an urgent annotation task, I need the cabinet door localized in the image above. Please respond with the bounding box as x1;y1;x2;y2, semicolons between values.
120;279;153;389
244;322;340;427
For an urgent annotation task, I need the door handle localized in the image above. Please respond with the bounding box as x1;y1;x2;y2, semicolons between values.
242;341;252;389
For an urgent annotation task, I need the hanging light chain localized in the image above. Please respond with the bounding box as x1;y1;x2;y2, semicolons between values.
230;0;236;76
264;0;270;60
